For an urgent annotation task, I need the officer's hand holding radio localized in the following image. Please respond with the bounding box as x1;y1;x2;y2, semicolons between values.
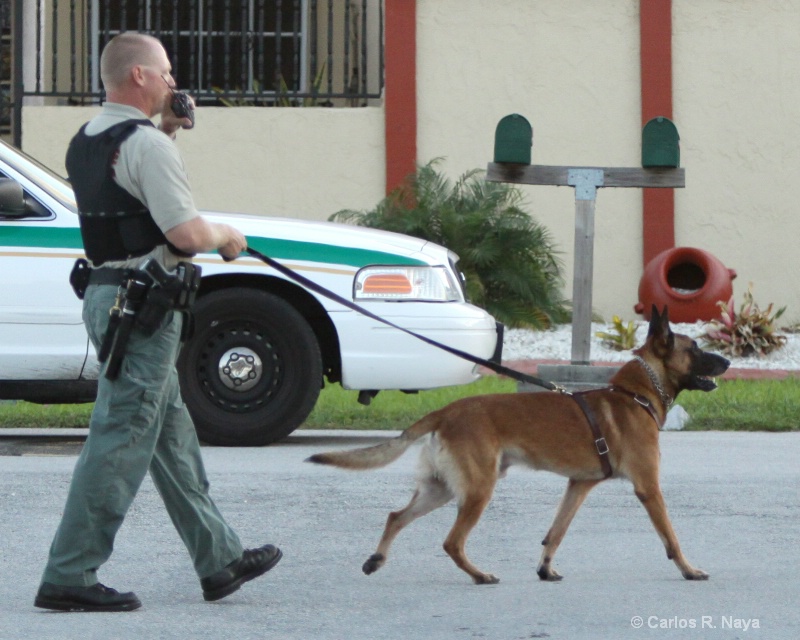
159;78;195;135
169;90;195;129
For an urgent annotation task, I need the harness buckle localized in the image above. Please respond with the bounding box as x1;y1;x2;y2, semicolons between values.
595;437;609;456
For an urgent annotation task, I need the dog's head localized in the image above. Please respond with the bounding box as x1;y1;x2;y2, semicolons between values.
641;305;730;396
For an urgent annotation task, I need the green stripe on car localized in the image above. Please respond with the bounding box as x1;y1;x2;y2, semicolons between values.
1;226;426;268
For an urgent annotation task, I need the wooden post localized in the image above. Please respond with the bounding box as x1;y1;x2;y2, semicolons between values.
567;169;603;364
571;196;596;364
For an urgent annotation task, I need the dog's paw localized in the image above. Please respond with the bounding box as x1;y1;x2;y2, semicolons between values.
472;573;500;585
537;566;563;581
362;553;385;575
682;568;709;581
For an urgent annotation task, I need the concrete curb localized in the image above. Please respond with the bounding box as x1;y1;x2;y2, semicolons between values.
0;428;400;441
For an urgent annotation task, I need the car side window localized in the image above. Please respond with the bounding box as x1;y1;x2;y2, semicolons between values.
0;171;52;219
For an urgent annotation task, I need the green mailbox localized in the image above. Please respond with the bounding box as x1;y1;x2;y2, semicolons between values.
642;116;680;168
494;114;532;164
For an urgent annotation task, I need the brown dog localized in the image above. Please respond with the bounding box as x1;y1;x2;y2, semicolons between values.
307;307;730;584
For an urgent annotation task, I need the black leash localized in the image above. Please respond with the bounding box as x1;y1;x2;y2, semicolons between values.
243;247;561;391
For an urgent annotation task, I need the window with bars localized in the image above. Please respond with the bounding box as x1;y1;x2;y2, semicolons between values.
17;0;383;106
95;1;314;104
1;2;11;137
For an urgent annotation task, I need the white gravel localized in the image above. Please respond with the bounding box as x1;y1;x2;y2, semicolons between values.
502;321;800;370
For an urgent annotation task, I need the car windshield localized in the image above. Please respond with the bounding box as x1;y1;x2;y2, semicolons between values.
0;140;77;213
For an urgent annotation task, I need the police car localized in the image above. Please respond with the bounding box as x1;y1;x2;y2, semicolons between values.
0;140;502;445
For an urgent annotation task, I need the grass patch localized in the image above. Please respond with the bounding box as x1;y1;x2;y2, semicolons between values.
302;376;517;430
678;377;800;432
0;377;517;431
0;401;94;429
1;376;798;432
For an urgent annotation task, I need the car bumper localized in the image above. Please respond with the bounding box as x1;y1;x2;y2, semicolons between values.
334;303;502;390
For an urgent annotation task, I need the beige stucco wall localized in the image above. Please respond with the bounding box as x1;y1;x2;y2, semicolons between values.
20;0;800;322
22;106;386;222
672;1;800;322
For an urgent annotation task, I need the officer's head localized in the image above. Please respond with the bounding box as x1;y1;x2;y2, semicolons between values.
100;33;175;116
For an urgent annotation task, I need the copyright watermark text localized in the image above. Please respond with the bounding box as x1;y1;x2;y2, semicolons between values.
630;616;760;631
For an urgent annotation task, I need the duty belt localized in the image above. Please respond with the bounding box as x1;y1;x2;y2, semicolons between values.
88;267;134;287
69;258;201;381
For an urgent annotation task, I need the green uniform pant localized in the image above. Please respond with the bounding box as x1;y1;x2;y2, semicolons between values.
41;283;243;587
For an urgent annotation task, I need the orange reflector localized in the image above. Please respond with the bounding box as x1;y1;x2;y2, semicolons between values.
361;273;413;295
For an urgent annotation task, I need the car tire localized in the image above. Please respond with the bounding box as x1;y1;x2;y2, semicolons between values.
178;287;323;446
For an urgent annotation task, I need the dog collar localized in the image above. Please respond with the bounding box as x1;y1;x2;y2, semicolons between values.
633;356;674;409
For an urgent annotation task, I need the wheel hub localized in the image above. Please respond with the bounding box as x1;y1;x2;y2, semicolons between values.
218;347;263;392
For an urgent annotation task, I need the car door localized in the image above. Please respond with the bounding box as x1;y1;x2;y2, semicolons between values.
0;160;90;380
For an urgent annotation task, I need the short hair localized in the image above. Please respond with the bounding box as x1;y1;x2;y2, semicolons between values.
100;32;163;91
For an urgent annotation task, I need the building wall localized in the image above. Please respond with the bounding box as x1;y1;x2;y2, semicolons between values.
21;0;800;322
22;105;386;222
672;1;800;321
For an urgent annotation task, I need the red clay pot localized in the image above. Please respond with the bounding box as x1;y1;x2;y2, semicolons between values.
634;247;737;323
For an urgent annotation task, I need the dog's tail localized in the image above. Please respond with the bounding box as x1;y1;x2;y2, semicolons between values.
305;413;439;470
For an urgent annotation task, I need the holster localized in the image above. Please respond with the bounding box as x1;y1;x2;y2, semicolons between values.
135;260;202;337
104;276;150;381
69;258;91;300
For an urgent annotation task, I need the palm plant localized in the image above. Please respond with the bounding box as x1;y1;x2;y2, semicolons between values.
330;159;570;329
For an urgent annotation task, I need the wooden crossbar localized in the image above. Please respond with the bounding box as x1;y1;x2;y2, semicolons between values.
486;163;685;189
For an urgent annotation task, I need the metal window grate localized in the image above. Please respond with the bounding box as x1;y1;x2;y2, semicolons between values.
1;1;11;139
5;0;384;144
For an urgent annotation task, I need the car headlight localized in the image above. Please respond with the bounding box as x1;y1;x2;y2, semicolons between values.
353;266;462;302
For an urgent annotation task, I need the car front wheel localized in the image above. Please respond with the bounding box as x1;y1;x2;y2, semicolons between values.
178;287;323;446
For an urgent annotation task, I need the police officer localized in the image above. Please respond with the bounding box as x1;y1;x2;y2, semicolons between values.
35;32;281;612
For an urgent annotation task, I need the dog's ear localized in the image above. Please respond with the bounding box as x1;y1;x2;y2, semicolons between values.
648;305;674;356
648;305;661;336
647;305;671;335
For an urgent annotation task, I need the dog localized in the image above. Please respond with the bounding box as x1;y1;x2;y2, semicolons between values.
307;306;730;584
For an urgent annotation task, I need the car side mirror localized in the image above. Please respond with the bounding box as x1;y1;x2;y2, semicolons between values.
0;177;28;216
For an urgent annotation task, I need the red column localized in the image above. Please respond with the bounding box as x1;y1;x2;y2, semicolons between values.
384;0;417;195
640;0;674;266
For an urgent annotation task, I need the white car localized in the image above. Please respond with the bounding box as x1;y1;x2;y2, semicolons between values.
0;140;502;445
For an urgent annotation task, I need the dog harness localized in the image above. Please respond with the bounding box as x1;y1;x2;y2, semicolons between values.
569;387;662;479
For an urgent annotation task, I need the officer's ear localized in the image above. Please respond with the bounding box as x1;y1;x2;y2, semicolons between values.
130;64;148;88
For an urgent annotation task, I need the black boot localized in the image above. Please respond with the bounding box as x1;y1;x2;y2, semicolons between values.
201;544;283;602
35;582;142;612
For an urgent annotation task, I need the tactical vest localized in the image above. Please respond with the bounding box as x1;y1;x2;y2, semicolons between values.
65;119;190;266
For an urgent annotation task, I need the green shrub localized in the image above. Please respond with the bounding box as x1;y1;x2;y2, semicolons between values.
330;159;570;329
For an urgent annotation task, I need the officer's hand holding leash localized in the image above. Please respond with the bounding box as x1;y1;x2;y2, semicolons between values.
219;230;247;262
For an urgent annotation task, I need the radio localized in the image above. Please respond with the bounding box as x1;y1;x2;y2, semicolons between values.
170;91;195;129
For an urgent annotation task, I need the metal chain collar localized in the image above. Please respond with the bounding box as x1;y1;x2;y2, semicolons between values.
633;356;674;408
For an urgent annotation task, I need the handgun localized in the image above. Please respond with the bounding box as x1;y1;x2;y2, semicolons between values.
140;257;174;288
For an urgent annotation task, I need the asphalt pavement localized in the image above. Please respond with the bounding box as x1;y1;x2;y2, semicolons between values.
1;430;798;640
